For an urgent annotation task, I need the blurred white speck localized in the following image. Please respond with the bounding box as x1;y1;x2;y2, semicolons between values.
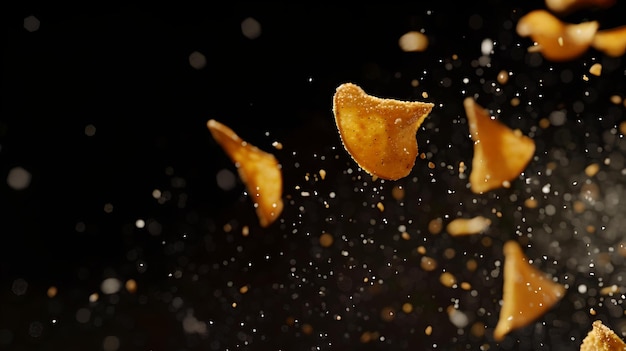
75;308;91;323
189;51;207;70
469;14;483;30
241;17;261;40
135;219;145;228
152;189;162;199
147;220;162;236
481;38;493;56
28;321;43;338
100;278;122;295
89;292;99;302
75;221;86;233
549;110;567;126
11;278;28;296
136;260;148;273
216;168;236;191
183;310;208;335
172;296;184;310
103;203;114;213
7;166;32;190
449;309;469;328
578;284;587;294
84;124;96;136
102;335;120;351
23;15;40;32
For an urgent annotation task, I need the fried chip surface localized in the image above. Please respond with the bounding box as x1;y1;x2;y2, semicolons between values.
516;9;598;62
580;320;626;351
545;0;615;14
493;240;566;342
592;25;626;58
207;119;284;228
332;83;434;180
464;97;535;194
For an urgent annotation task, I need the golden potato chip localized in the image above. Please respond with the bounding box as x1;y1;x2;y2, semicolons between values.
332;83;434;180
545;0;615;14
493;240;566;342
580;320;626;351
207;119;283;228
516;9;598;62
592;25;626;58
446;216;491;236
463;97;535;194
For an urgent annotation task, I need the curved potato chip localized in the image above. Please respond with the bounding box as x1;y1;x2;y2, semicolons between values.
592;25;626;58
580;320;626;351
493;240;566;342
207;119;283;228
464;97;535;194
332;83;434;180
516;9;598;62
545;0;615;14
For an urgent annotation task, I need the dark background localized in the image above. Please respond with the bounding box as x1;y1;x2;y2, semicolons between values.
3;2;626;350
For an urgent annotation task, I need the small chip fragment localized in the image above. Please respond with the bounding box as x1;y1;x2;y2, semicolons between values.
589;63;602;76
446;216;492;236
516;9;598;62
493;240;566;341
464;97;535;194
398;31;429;52
332;82;434;180
207;119;284;228
580;320;626;351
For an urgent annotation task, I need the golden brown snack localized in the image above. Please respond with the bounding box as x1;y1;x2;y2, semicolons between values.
516;9;598;62
580;320;626;351
463;97;535;194
592;25;626;58
398;31;429;52
493;240;566;342
545;0;615;14
446;216;492;236
207;119;284;228
332;83;434;180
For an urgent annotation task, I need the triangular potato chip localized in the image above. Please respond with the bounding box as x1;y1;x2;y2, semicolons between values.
516;9;598;62
332;83;434;180
580;320;626;351
493;240;566;342
464;97;535;194
207;119;283;228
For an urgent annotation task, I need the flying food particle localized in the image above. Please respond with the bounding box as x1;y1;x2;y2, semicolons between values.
516;9;598;62
579;320;626;351
332;82;434;180
464;97;536;194
446;216;492;236
399;31;429;52
207;119;284;228
545;0;615;14
493;240;566;341
592;25;626;58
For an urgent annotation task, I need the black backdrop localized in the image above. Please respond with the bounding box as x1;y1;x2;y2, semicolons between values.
4;2;626;350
